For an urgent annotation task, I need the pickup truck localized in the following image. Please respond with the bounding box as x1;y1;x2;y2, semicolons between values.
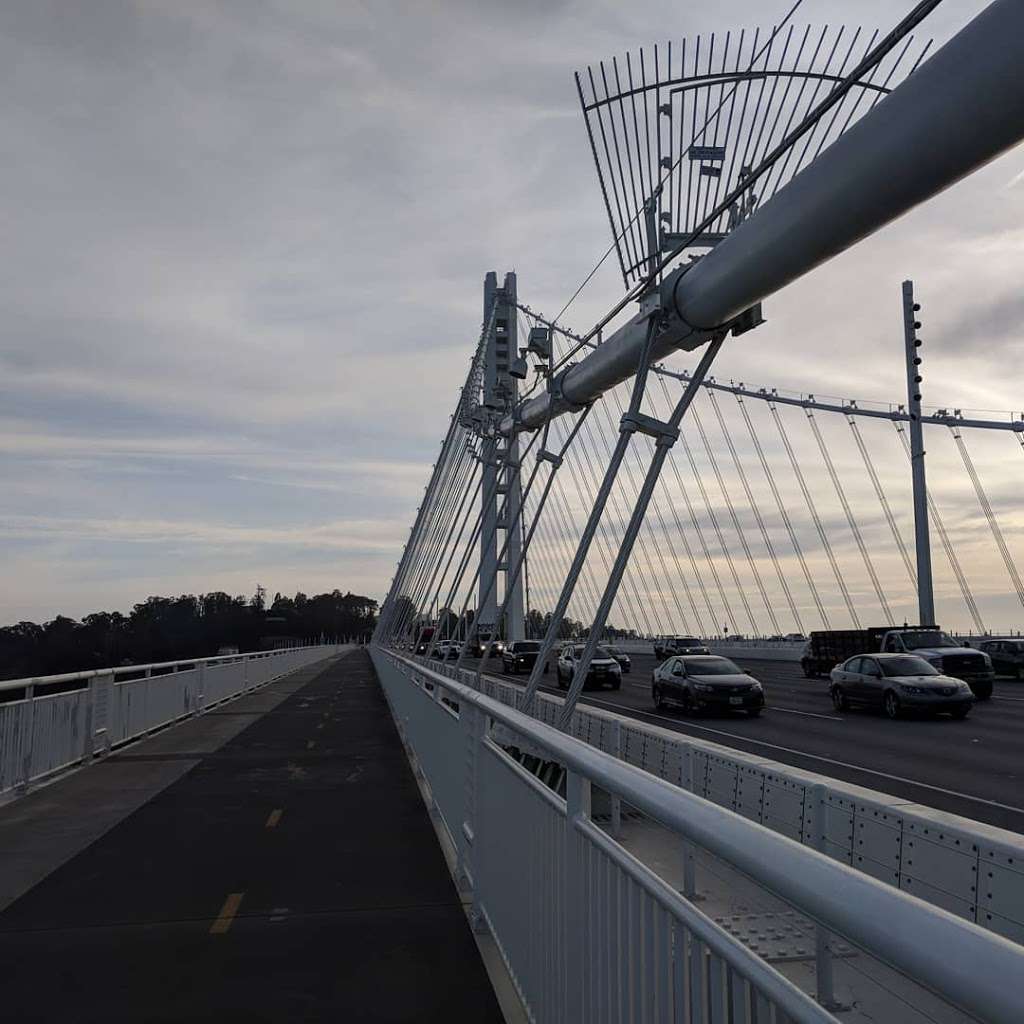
802;626;994;699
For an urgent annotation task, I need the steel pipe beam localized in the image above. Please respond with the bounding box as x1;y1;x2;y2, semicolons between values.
505;0;1024;435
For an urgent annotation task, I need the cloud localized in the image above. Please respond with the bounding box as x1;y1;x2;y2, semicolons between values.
1;0;1022;633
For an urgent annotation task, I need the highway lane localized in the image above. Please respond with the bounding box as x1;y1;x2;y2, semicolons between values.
457;651;1024;834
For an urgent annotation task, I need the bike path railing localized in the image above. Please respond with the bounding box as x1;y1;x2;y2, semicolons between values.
440;656;1024;948
0;644;344;798
374;647;1024;1024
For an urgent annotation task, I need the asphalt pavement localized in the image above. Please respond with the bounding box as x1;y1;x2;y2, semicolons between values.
463;650;1024;834
0;651;504;1023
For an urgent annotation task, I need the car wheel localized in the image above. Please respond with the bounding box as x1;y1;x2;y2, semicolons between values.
653;684;666;710
951;706;971;720
884;691;901;720
831;686;849;712
611;678;621;691
681;691;694;716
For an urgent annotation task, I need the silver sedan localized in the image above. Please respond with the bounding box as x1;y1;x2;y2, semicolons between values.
829;654;974;719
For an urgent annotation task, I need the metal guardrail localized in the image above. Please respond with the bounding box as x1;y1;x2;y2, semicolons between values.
374;647;1024;1024
0;644;344;798
445;654;1024;948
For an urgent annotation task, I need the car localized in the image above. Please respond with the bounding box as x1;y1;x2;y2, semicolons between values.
556;644;622;690
466;633;505;658
651;655;764;716
784;633;807;643
602;645;631;673
829;654;974;719
502;640;542;675
653;636;710;660
430;640;461;660
976;639;1024;679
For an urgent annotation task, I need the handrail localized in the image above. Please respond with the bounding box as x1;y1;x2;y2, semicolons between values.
0;643;333;693
388;649;1024;1024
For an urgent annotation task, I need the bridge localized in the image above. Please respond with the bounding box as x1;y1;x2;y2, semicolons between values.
5;3;1024;1022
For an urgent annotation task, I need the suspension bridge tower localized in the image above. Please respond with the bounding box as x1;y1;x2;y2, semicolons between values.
481;271;526;642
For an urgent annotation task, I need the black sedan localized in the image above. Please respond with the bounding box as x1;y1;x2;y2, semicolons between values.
651;655;764;717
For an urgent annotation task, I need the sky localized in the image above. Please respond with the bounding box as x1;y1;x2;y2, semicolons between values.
2;0;1023;631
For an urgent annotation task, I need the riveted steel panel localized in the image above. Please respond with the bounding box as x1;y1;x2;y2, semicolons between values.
854;816;902;873
901;832;979;909
734;766;766;823
978;857;1024;931
899;873;975;922
979;909;1024;945
854;854;901;886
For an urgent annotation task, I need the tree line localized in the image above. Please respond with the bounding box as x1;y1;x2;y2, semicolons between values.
0;589;378;681
390;598;637;643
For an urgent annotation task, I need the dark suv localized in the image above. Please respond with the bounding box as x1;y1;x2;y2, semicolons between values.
977;639;1024;679
654;636;710;660
502;640;542;675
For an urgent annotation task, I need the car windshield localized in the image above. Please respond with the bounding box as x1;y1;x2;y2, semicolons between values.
677;638;701;646
879;656;939;677
900;630;958;649
599;646;619;656
682;657;741;676
516;642;540;652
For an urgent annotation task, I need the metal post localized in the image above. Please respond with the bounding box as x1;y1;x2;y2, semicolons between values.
610;720;622;837
519;321;659;716
564;768;591;1023
502;273;526;642
903;280;935;625
812;782;845;1011
681;743;698;900
557;336;725;729
479;273;501;641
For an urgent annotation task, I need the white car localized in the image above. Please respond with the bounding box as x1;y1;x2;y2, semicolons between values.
430;640;461;661
829;653;974;719
555;644;622;690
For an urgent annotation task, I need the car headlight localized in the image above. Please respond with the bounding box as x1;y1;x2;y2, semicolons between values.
694;682;715;693
899;684;927;695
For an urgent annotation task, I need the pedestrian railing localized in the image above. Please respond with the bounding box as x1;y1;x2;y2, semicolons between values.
374;647;1024;1024
425;653;1024;948
0;644;344;798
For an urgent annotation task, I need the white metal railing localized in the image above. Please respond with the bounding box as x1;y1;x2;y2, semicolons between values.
0;644;344;798
428;653;1024;948
373;647;1024;1024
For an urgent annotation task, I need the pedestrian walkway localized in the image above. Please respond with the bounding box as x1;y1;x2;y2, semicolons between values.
0;649;504;1023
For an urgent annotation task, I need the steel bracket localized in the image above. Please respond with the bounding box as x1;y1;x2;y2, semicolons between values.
619;410;680;445
537;450;564;468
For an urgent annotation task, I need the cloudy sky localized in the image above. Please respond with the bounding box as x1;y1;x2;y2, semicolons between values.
2;0;1022;631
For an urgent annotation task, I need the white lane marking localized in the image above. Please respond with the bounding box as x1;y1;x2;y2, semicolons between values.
630;682;839;719
993;695;1024;703
768;707;843;721
580;695;1024;818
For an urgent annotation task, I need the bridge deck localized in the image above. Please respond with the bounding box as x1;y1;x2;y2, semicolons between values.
0;650;503;1023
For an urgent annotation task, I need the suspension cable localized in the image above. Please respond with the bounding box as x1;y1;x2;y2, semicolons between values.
949;426;1024;612
707;387;803;633
692;402;772;633
680;419;758;635
847;414;917;589
657;375;732;632
770;401;861;627
736;392;828;628
806;409;894;622
893;421;985;632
